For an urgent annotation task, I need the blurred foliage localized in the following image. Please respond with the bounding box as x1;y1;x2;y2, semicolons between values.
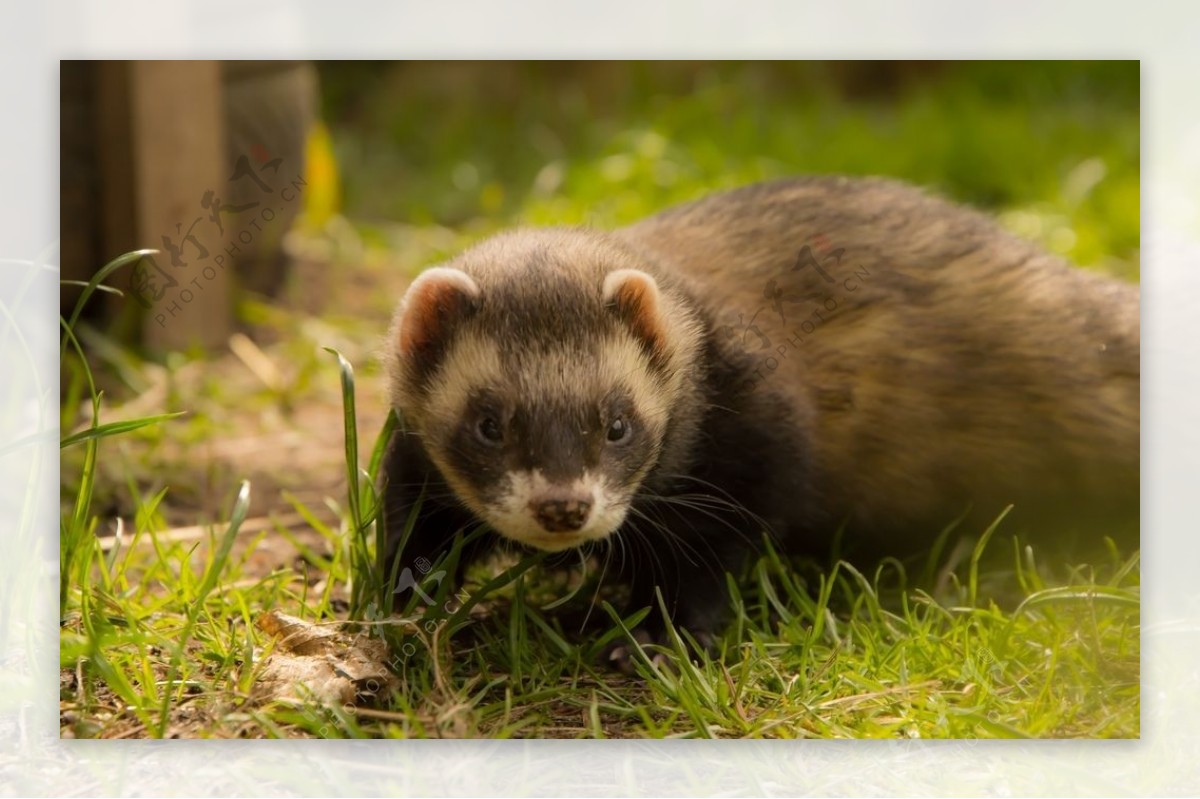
315;61;1138;279
299;119;341;232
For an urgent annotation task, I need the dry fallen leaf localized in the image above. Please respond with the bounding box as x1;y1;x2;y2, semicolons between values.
254;610;398;706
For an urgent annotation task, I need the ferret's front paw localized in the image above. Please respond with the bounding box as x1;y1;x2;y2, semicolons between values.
605;627;664;675
603;626;718;675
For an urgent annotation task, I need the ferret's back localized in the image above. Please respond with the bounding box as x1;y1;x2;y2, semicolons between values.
619;177;1139;544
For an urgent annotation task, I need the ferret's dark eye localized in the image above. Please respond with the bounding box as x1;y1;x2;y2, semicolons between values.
477;416;503;444
606;416;630;443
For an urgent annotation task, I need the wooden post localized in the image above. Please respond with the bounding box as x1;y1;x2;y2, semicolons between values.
96;61;232;353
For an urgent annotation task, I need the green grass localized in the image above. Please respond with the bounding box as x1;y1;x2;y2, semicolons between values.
324;61;1139;280
60;62;1140;739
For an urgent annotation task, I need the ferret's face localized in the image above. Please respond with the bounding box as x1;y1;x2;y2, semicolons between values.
388;237;699;552
421;347;663;552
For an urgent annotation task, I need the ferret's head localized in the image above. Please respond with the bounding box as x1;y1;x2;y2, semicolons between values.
386;229;704;552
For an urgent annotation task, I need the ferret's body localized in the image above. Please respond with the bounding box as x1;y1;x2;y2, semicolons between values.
619;177;1139;551
380;177;1139;651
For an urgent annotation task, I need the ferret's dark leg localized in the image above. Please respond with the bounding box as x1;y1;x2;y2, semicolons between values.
604;378;810;672
377;429;483;601
607;514;751;671
629;554;733;645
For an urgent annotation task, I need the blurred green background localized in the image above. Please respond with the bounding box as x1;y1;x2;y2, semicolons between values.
310;60;1138;281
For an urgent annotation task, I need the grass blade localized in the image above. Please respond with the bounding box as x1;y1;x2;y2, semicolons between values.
155;481;251;738
60;412;187;449
63;249;156;341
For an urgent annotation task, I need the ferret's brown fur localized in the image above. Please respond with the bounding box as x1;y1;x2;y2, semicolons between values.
380;176;1139;652
618;177;1139;548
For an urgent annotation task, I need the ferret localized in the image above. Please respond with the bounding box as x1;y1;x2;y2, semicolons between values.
378;176;1139;662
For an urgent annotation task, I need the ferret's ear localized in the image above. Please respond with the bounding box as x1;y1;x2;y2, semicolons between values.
603;269;669;365
396;267;480;362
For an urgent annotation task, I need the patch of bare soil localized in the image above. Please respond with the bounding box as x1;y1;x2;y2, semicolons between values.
71;237;419;563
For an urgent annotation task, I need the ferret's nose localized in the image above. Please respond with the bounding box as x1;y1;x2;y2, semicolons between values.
530;492;593;533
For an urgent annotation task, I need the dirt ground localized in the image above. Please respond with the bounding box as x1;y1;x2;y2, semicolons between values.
72;230;424;592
